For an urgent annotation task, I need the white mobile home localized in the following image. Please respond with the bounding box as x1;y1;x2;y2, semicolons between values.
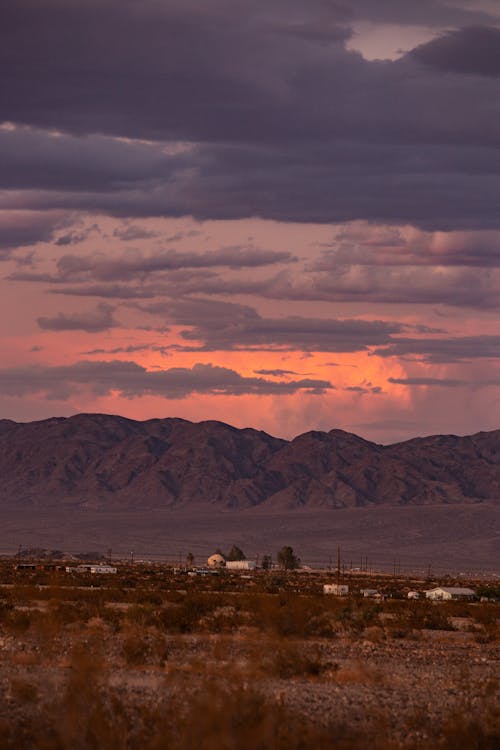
425;587;475;601
225;560;256;571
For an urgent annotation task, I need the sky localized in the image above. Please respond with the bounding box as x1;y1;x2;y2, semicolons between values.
1;0;500;444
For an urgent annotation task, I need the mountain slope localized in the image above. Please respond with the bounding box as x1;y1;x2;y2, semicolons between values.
0;414;498;509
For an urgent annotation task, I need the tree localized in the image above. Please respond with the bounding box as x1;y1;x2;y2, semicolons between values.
186;552;194;568
261;554;272;571
277;546;299;570
226;545;246;562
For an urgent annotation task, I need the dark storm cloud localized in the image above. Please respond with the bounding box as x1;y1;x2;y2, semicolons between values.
2;3;500;231
411;26;500;77
0;127;181;192
0;360;333;400
139;297;405;352
37;303;118;333
375;335;500;363
0;0;352;141
3;133;500;232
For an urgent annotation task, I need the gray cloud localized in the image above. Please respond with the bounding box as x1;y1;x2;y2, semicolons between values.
411;26;500;77
112;223;161;242
55;223;100;246
344;0;498;26
389;377;467;387
300;266;500;309
137;297;405;352
0;360;333;400
0;210;65;256
37;303;118;333
375;336;500;363
389;376;500;388
12;258;500;311
254;369;302;377
344;385;383;394
82;344;171;357
312;229;500;269
10;246;294;286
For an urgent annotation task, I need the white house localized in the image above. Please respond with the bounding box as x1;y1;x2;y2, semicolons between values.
207;553;226;569
425;587;475;601
323;583;349;596
407;591;420;600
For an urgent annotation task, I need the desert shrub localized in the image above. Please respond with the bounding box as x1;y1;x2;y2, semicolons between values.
4;608;32;633
0;601;14;623
391;602;454;632
472;604;499;628
244;593;326;637
9;677;39;703
124;604;161;628
134;591;163;607
121;627;167;667
267;640;326;678
437;710;500;750
158;593;225;633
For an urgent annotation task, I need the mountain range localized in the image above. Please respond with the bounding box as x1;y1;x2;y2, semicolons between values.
0;414;498;510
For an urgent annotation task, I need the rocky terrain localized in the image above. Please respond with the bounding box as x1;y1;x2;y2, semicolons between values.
0;413;499;510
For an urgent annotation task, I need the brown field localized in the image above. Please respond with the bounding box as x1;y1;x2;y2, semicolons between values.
0;562;498;749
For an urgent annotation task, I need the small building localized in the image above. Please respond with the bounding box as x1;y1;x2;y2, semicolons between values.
425;587;475;601
407;591;420;600
207;553;226;569
225;560;256;571
323;583;349;596
360;588;383;599
75;564;117;574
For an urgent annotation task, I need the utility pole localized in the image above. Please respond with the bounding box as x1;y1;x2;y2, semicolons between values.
337;545;341;586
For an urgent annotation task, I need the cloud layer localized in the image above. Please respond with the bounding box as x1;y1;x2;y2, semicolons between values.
1;1;500;442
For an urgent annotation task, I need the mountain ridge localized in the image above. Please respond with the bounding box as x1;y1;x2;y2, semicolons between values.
0;413;498;510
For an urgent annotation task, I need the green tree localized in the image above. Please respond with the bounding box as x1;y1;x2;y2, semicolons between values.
226;545;246;562
277;546;299;570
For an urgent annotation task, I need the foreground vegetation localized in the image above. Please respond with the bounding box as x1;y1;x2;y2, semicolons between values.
0;561;498;749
